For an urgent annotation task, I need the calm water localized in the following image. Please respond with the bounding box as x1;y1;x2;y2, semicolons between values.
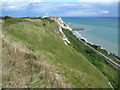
62;17;118;55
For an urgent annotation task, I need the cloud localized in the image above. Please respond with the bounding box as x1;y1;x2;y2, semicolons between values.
44;13;49;16
78;0;119;2
100;10;109;14
2;0;42;2
2;2;117;17
2;2;30;10
7;6;16;10
29;2;116;17
1;0;42;10
61;10;98;17
80;3;94;8
1;0;119;2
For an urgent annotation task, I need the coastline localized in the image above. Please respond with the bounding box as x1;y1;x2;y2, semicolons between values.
61;18;119;59
52;17;119;61
61;22;119;88
73;30;107;52
54;17;119;88
62;17;118;56
72;30;120;59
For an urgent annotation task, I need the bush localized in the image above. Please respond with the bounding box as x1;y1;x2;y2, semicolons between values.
92;44;100;49
2;16;12;20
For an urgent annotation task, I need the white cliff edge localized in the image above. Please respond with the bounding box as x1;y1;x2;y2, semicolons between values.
51;17;71;45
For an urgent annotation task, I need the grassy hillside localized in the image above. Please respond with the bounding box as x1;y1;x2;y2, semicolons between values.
2;17;116;88
63;29;119;88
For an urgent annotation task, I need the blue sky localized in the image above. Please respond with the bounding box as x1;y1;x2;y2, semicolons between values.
1;0;118;17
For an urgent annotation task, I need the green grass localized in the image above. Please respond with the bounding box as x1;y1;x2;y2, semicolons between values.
62;28;119;88
2;17;115;88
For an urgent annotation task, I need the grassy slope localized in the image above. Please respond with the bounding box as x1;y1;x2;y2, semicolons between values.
63;29;119;88
2;17;112;88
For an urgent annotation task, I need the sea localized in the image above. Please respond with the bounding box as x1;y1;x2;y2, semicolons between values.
62;17;118;56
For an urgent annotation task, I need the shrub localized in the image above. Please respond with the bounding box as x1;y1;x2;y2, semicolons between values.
2;16;12;20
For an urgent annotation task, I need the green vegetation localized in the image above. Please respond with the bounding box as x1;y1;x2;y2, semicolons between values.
96;48;120;64
2;17;118;88
62;29;119;88
72;28;84;31
2;16;12;20
86;42;120;64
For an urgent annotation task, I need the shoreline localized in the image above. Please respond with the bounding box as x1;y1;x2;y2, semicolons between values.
62;19;119;58
55;17;119;60
72;30;120;59
61;17;118;58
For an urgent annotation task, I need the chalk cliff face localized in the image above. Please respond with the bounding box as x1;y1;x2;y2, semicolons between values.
51;17;71;45
1;17;114;88
51;17;72;31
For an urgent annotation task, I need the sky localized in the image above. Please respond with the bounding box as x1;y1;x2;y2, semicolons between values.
1;0;119;17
